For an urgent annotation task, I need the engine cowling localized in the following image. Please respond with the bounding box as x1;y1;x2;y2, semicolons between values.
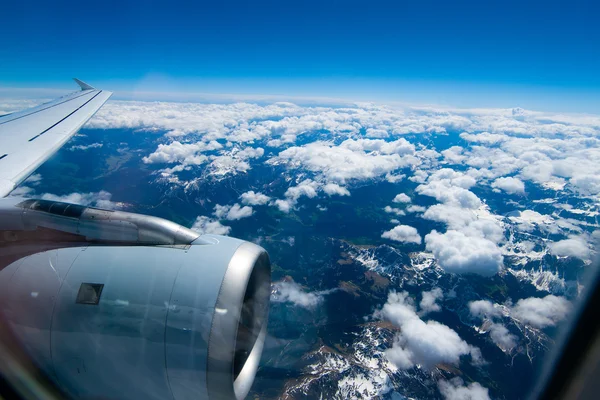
0;198;271;400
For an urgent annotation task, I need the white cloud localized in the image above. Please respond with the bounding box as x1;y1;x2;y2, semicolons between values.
68;142;103;151
271;179;321;212
419;288;443;315
460;131;508;145
190;216;231;235
143;140;222;165
236;146;264;159
423;204;504;244
417;168;506;276
240;190;271;205
470;296;569;346
442;146;467;164
285;179;319;202
24;173;42;185
271;281;330;310
548;236;590;260
438;378;491;400
323;183;351;197
377;291;480;370
469;301;517;351
384;206;406;217
423;204;477;229
78;99;600;203
508;210;558;234
425;230;503;276
416;169;480;210
488;323;517;351
213;203;254;220
468;300;501;319
381;225;422;244
491;177;525;194
271;139;418;184
40;190;121;210
392;193;411;203
340;138;415;155
406;205;426;213
274;199;293;213
365;128;389;138
418;182;481;209
9;174;42;197
511;295;570;329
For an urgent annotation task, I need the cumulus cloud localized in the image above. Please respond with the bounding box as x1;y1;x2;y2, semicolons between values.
40;190;121;210
271;179;321;212
143;140;222;165
416;168;506;276
416;169;480;210
213;203;254;220
425;230;503;276
548;236;590;260
422;204;505;244
274;199;293;213
240;190;271;205
419;288;443;315
236;146;264;159
468;300;501;319
84;98;600;200
418;182;481;209
285;179;319;201
460;131;508;145
190;216;231;235
271;281;330;310
406;205;426;213
492;177;525;194
508;210;558;234
469;295;569;350
377;291;480;370
469;301;517;351
442;146;467;164
365;128;389;138
392;193;411;203
381;225;422;244
511;295;570;329
271;139;418;184
384;206;406;217
423;204;476;229
323;183;351;197
488;323;518;351
438;378;491;400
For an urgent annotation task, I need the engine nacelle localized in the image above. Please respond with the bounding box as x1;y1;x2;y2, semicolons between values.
0;198;271;400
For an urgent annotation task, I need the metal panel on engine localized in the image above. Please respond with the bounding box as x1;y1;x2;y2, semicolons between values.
50;246;185;400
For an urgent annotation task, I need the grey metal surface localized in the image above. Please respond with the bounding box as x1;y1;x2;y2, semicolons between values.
207;242;271;400
165;235;246;400
51;246;181;400
0;235;271;400
0;197;201;245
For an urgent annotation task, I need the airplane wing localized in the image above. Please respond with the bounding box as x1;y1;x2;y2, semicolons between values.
0;79;112;197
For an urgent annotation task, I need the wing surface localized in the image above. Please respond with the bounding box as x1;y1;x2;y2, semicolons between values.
0;79;112;197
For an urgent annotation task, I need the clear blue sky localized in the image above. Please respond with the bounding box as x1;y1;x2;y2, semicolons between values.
1;0;599;111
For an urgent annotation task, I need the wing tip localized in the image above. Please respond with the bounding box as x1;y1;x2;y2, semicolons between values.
73;78;95;91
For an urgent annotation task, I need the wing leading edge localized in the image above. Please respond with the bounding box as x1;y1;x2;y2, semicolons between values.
0;79;112;197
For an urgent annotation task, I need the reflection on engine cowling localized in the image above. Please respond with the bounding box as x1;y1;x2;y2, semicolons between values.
0;231;271;400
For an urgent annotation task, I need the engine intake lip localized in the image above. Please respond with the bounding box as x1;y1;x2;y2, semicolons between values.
207;242;271;400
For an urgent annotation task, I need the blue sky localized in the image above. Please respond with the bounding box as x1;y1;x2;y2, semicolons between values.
1;0;599;111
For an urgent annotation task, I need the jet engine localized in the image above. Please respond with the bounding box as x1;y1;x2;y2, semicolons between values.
0;197;271;400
